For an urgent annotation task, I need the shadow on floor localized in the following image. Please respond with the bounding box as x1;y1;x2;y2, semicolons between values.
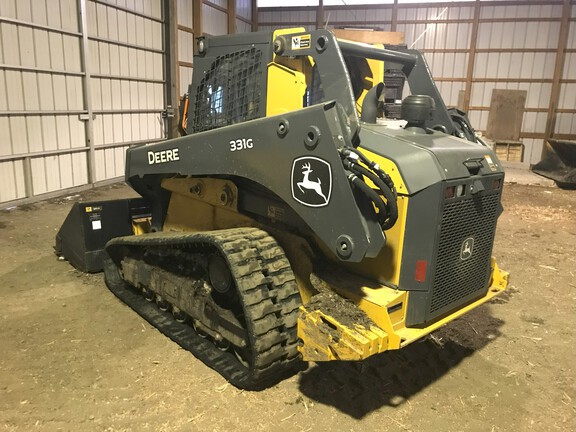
298;305;505;419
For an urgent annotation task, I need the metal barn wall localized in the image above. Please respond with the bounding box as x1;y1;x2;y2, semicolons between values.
202;0;253;36
0;0;86;204
177;0;255;119
258;8;316;32
471;2;563;163
558;4;576;138
88;0;165;183
203;1;228;36
0;0;263;205
258;0;576;166
236;0;253;33
177;0;194;98
0;0;166;207
395;5;473;109
0;0;256;207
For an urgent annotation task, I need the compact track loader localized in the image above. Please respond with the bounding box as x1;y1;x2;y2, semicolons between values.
56;29;509;389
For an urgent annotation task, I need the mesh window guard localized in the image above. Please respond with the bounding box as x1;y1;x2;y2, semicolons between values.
192;48;263;133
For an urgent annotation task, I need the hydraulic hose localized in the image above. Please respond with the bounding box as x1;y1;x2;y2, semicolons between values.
340;147;397;197
344;161;398;230
339;145;399;231
347;173;389;227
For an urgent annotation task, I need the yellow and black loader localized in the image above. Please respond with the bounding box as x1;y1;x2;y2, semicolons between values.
56;28;508;389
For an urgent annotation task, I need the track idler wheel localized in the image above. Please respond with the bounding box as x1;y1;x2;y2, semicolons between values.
208;255;233;294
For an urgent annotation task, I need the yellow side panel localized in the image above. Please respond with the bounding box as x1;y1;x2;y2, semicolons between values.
341;148;408;286
360;147;407;194
266;63;307;117
267;28;314;117
132;217;151;235
342;195;407;287
161;177;254;232
272;27;306;40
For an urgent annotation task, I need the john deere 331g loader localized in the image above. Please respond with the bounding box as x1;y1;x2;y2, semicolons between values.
56;29;508;389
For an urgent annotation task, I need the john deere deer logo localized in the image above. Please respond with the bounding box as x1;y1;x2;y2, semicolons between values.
460;237;474;260
297;162;328;203
291;157;332;207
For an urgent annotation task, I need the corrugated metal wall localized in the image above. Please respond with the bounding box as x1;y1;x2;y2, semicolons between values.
258;8;316;32
203;0;253;35
471;2;562;163
177;0;254;114
258;0;576;166
0;0;255;207
88;0;165;183
0;0;166;207
396;5;473;108
0;0;86;203
177;0;194;98
203;1;228;36
558;3;576;139
236;0;253;33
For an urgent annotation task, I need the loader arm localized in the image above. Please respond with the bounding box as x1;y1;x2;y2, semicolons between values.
126;102;385;262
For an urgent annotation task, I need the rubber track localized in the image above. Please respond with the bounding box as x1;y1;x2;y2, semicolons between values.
103;227;302;389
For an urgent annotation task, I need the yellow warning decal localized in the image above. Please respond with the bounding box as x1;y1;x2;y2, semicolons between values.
484;154;497;171
291;34;311;50
85;206;102;213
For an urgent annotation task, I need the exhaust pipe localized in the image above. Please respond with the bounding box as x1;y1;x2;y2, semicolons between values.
360;82;384;124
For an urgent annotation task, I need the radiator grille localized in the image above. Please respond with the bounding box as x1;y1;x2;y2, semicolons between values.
191;48;263;133
430;192;500;314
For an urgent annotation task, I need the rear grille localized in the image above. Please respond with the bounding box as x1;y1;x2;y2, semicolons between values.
429;192;500;314
191;47;263;133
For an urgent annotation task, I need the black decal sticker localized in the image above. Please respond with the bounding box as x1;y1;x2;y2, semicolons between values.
291;34;311;50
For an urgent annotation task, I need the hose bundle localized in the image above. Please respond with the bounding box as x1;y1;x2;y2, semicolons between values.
339;147;398;231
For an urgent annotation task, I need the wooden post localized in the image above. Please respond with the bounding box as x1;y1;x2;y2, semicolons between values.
193;0;203;37
228;0;236;34
251;0;258;31
78;0;96;184
316;0;324;30
163;0;179;139
463;0;481;114
542;0;572;159
391;0;398;32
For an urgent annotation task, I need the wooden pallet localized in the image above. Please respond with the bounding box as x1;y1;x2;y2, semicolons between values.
494;140;524;162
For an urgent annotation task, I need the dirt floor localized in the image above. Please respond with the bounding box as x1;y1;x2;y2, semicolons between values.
0;181;574;432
